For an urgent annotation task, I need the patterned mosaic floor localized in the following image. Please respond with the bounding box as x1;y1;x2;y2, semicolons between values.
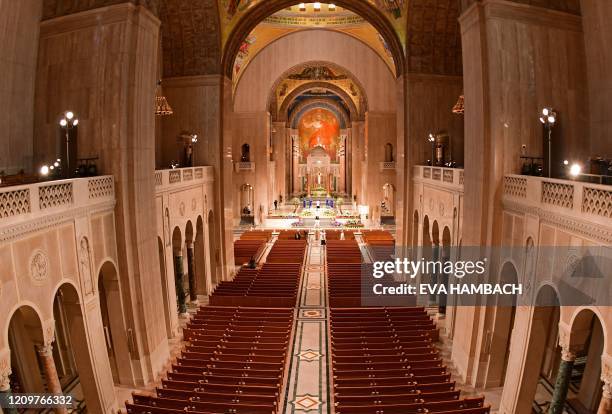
284;239;330;413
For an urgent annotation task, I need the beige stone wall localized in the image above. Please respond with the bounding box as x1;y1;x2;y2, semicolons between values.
0;177;118;413
580;0;612;158
0;0;42;173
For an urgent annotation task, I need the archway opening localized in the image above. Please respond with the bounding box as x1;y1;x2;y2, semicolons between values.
7;305;45;393
567;309;606;412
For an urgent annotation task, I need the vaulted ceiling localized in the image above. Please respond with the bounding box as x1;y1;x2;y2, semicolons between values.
41;0;582;79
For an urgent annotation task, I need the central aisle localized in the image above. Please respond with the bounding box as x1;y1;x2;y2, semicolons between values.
285;234;330;413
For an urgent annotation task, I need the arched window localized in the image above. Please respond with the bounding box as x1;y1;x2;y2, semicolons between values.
241;143;250;162
384;143;394;162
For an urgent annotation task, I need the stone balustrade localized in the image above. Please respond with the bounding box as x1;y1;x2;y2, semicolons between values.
0;176;115;230
413;165;464;190
155;167;214;192
503;174;612;242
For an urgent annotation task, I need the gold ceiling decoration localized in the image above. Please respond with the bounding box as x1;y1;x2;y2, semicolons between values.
155;80;173;116
452;94;464;115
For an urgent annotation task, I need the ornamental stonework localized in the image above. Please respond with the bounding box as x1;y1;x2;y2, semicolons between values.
30;250;50;285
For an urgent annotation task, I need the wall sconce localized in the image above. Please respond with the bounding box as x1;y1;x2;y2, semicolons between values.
539;107;557;178
59;111;79;178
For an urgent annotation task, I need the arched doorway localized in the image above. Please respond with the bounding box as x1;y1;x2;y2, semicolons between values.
420;215;432;305
7;305;45;393
157;236;173;338
208;210;219;286
566;309;606;412
384;143;394;162
98;261;134;385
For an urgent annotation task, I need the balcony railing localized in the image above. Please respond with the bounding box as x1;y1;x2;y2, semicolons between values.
414;165;464;189
0;176;115;229
234;162;255;172
379;161;396;172
155;167;213;191
503;174;612;227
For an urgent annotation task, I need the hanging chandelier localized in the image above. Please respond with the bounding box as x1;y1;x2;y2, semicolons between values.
452;94;464;115
155;80;173;116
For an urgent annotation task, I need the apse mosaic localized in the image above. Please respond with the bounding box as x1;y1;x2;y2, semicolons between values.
298;108;340;162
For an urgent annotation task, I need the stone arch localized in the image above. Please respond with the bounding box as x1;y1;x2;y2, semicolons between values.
6;304;46;393
222;0;406;78
288;98;351;130
233;30;397;112
567;308;607;412
412;210;419;251
275;80;363;121
194;215;209;296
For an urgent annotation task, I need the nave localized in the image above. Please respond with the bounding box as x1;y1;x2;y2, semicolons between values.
123;229;491;414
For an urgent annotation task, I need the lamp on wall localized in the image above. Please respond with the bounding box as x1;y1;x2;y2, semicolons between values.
59;111;79;178
539;107;556;178
155;80;173;116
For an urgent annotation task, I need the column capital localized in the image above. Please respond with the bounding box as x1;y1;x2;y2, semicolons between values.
0;364;10;392
601;355;612;397
36;343;54;358
560;347;577;362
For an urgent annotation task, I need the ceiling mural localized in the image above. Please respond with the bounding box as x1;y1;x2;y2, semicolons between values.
219;1;408;55
231;5;397;88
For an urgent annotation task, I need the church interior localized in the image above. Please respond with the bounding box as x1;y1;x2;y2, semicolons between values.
0;0;611;413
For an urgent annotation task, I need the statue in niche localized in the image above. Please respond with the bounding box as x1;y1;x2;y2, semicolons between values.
79;237;94;295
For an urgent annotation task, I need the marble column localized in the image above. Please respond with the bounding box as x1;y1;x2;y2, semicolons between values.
36;344;67;414
548;348;577;414
186;242;198;303
173;255;187;315
0;366;17;414
598;376;612;414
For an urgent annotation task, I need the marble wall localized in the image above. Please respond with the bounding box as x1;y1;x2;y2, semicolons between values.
581;0;612;158
33;3;169;385
0;0;42;174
